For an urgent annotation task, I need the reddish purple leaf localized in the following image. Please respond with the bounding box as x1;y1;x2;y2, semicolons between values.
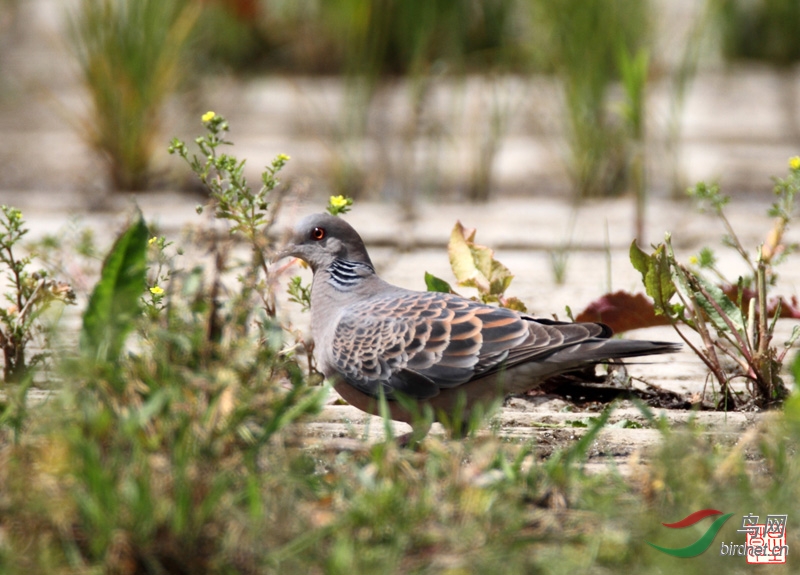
575;290;671;334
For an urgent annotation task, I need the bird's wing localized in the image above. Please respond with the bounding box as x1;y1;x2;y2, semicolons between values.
330;292;605;400
478;318;611;373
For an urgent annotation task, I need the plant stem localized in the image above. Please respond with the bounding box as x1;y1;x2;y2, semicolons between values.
718;210;756;274
756;251;770;358
671;262;730;396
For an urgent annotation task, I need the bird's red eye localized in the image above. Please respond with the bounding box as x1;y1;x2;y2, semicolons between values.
311;227;326;241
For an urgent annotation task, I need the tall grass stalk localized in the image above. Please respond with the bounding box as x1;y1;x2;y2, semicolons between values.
619;48;649;243
67;0;200;190
665;0;719;198
529;0;650;199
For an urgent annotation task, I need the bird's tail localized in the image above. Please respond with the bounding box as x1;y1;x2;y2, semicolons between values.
546;338;682;366
499;337;681;394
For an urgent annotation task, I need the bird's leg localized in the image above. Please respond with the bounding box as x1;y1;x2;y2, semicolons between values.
395;420;433;449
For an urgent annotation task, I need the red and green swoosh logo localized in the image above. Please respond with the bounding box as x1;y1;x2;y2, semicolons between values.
647;509;734;558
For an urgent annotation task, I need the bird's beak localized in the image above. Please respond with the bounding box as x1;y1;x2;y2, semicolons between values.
271;244;310;270
271;243;297;264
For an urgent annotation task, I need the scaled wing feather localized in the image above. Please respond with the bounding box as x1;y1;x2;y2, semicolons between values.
331;292;538;400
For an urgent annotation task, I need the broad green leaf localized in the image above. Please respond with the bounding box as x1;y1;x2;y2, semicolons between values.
691;272;744;334
629;240;650;278
80;213;148;363
424;272;453;293
649;245;675;309
629;241;675;314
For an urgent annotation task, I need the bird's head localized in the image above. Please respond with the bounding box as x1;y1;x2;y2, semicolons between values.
275;213;373;271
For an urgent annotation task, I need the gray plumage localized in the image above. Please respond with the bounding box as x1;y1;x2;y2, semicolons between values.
277;213;681;427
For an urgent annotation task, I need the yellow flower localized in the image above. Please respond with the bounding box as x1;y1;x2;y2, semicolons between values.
688;255;699;265
149;286;164;296
148;236;158;246
790;156;800;171
329;195;349;208
201;111;216;123
277;153;291;162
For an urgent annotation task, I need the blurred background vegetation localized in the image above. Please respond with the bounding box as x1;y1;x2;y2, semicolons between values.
1;0;800;203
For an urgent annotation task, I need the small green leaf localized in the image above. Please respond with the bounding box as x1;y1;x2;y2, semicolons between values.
697;247;716;268
786;325;800;350
287;275;312;312
690;273;744;334
629;240;650;280
80;213;148;363
688;181;729;212
565;419;589;428
424;272;452;293
611;419;644;429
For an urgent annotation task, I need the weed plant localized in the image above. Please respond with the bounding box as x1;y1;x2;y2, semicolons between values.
632;159;800;407
0;206;76;384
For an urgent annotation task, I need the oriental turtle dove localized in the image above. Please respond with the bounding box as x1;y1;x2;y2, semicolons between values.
277;213;680;435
